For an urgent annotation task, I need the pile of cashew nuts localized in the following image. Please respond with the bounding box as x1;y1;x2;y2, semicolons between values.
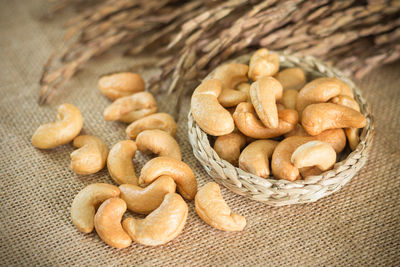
191;48;367;181
31;72;246;248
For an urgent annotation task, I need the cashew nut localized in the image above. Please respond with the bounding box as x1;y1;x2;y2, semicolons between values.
248;48;280;81
302;103;366;136
274;67;306;91
139;157;197;200
236;82;251;102
122;193;188;246
213;132;247;166
70;183;120;233
211;63;249;107
136;129;181;160
98;72;145;100
291;141;336;172
107;140;138;185
70;135;109;175
119;176;176;214
280;89;298;110
238;140;278;178
103;92;158;123
32;103;83;149
125;113;177;140
284;123;309;138
191;79;234;136
233;102;298;139
195;182;246;231
250;76;283;128
94;198;132;248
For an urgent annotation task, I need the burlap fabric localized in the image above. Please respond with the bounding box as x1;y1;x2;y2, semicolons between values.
1;1;399;266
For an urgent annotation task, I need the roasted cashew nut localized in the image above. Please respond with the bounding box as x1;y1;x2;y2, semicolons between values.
70;183;120;233
98;72;145;100
302;103;366;136
274;67;306;91
107;140;138;185
123;193;188;246
291;141;336;172
239;140;278;178
125;113;177;140
32;103;83;149
211;63;249;107
103;92;158;123
195;182;246;231
191;79;234;136
248;48;280;81
94;198;132;248
120;176;176;214
136;129;181;160
213;132;247;166
296;77;354;116
280;89;299;110
139;157;197;200
70;135;109;175
250;76;283;128
236;83;251;102
233;102;298;139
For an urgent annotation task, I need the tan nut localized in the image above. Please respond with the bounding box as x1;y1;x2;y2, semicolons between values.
139;157;197;200
213;132;247;166
103;92;157;123
302;103;366;136
191;79;234;136
296;77;354;116
233;102;298;139
70;135;109;175
248;48;280;81
250;76;283;128
32;103;83;149
239;140;278;178
94;198;132;248
195;182;246;231
136;129;181;160
107;140;138;185
122;193;188;246
291;141;336;172
236;83;251;102
71;183;120;233
280;89;299;110
98;72;145;100
120;176;176;214
274;67;306;91
125;113;177;140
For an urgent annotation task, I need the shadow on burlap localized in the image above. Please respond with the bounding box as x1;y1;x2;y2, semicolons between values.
0;1;399;266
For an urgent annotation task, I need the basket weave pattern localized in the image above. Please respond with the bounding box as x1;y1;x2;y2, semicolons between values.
188;52;375;206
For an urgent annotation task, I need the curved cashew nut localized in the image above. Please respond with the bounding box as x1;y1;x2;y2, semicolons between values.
125;113;177;140
195;182;246;231
280;89;299;110
120;176;176;214
291;141;336;172
70;135;109;175
302;103;366;136
107;140;138;185
274;67;306;91
250;76;283;128
98;72;145;100
236;83;251;102
296;77;354;116
211;63;249;107
136;129;181;160
32;103;83;149
239;140;278;178
103;92;158;123
233;102;298;139
122;193;188;246
248;48;280;81
139;157;197;200
191;79;234;136
94;198;132;248
331;95;361;151
213;132;247;166
70;183;120;233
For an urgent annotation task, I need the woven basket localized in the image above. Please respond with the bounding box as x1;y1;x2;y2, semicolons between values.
188;52;375;206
